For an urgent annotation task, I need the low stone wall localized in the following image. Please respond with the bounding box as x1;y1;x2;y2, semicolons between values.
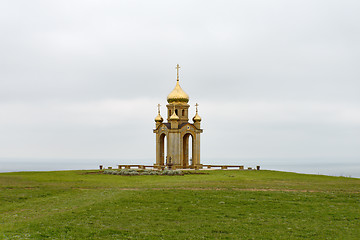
100;165;260;170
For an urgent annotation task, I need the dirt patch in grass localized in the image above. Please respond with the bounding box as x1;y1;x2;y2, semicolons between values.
67;187;347;193
183;171;209;175
80;171;102;175
231;188;321;192
104;187;359;193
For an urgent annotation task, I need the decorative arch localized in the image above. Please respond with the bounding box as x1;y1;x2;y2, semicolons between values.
180;124;196;137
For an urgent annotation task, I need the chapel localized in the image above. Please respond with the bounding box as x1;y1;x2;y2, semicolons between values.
153;65;203;169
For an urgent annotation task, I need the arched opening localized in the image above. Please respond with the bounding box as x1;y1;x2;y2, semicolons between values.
182;133;194;168
168;109;171;117
175;109;178;115
182;109;185;116
159;133;167;166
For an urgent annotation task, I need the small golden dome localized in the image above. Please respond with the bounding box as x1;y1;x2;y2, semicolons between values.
193;112;201;122
167;81;189;104
193;103;201;122
169;111;179;121
155;113;163;122
155;104;163;122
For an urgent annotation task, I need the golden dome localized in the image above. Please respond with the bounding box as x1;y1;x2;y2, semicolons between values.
155;104;163;122
155;113;163;122
193;112;201;122
193;103;201;122
169;111;179;121
167;80;189;104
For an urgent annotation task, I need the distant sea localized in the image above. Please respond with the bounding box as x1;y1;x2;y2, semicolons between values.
0;158;359;178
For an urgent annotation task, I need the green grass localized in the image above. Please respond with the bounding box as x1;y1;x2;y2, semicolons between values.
0;170;359;239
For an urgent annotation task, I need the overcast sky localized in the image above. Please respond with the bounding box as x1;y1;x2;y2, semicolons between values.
0;0;359;165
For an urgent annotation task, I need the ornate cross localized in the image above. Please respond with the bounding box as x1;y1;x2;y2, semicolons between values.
157;104;161;113
176;64;180;81
195;103;199;112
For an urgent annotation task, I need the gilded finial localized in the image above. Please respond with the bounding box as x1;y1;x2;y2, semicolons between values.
155;103;163;122
176;64;180;81
193;103;201;122
169;104;179;120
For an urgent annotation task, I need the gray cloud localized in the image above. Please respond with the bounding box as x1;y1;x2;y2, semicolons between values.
0;0;359;163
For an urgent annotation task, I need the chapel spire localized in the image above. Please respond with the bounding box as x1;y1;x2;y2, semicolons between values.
167;64;189;104
193;103;202;125
154;103;163;124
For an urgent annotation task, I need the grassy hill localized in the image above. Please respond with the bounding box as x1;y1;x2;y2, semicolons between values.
0;170;359;239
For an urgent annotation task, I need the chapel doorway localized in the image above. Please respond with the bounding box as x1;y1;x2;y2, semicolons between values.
182;133;194;168
159;133;167;166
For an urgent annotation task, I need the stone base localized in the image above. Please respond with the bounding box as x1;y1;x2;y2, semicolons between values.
153;164;203;170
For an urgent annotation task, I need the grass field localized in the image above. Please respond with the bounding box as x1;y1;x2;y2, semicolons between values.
0;170;359;239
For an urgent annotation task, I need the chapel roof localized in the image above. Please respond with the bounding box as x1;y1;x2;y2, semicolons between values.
167;81;189;104
167;64;189;104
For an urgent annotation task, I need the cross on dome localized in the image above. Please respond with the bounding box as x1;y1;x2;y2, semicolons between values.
176;64;180;81
193;103;201;122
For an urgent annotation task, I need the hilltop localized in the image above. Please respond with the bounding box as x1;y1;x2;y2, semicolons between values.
0;170;359;239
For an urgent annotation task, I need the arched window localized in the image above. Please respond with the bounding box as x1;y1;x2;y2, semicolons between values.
175;109;178;115
168;109;171;116
182;109;185;116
